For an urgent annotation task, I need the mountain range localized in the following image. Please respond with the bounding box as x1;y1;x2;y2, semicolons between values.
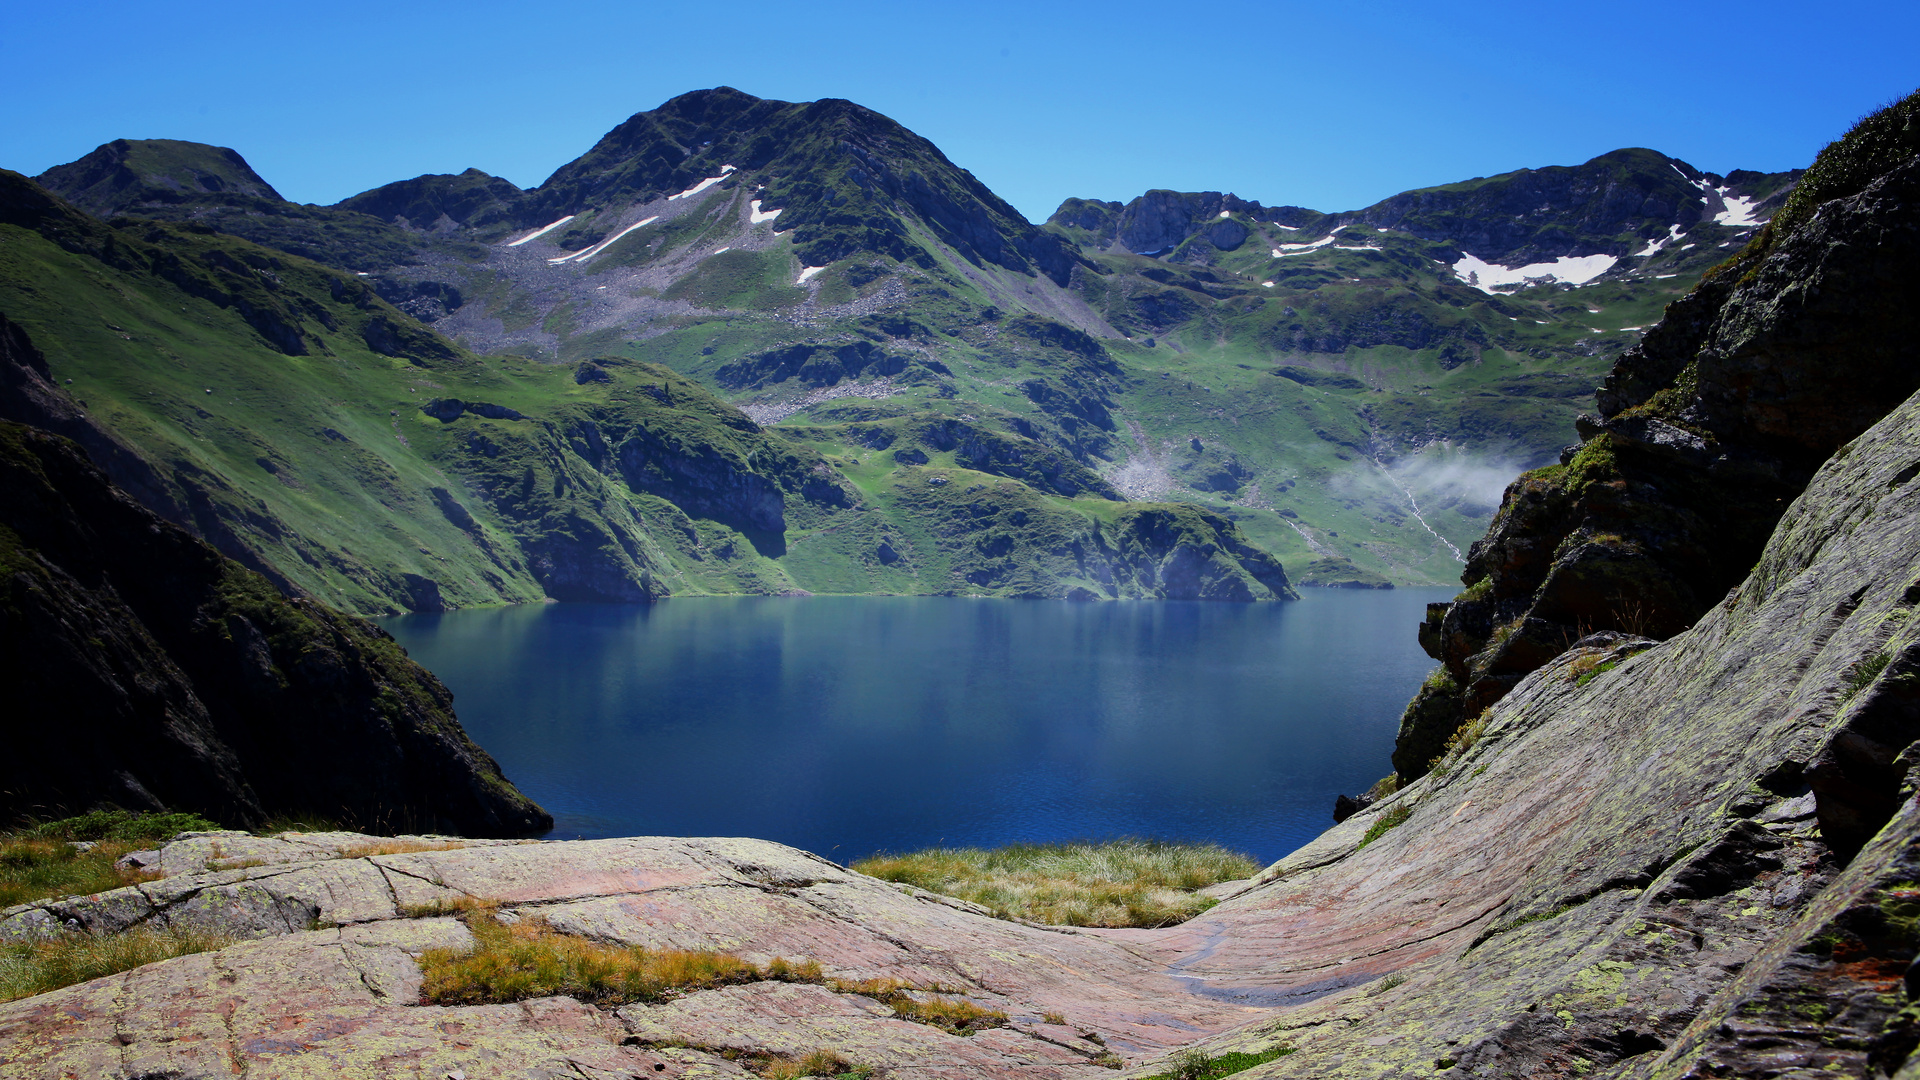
2;87;1799;612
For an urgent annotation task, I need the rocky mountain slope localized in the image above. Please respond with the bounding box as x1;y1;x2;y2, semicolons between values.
0;170;1291;611
30;89;1798;589
1394;88;1920;779
0;413;549;835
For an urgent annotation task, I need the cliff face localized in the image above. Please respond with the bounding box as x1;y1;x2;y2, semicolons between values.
1396;90;1920;780
0;419;551;835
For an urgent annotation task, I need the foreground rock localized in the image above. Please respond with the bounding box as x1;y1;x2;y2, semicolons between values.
0;833;1271;1078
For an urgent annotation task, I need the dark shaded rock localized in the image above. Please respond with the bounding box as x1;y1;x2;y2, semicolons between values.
0;419;549;835
1655;820;1785;901
1332;793;1374;823
419;398;524;423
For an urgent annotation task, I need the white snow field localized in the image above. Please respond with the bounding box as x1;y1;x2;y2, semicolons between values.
507;216;575;247
1451;252;1619;293
548;217;658;265
669;165;737;202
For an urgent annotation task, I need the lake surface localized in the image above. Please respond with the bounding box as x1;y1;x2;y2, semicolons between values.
384;589;1450;866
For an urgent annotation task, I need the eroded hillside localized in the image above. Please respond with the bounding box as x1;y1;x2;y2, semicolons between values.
30;89;1799;588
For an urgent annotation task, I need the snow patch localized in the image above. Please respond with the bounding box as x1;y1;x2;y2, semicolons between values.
1451;252;1618;292
714;247;730;255
669;166;736;202
1635;224;1685;257
1218;211;1231;219
749;200;782;224
1261;281;1274;287
1271;233;1338;257
1715;192;1764;227
507;215;575;247
549;216;658;264
796;265;826;284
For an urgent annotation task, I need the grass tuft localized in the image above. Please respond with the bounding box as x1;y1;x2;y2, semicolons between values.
889;994;1009;1034
1844;652;1893;701
1145;1045;1295;1080
1356;806;1412;850
418;911;765;1006
850;839;1257;928
1;840;159;910
757;1049;871;1078
1;926;235;1001
336;839;469;859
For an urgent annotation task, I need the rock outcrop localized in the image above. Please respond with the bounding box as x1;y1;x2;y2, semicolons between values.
0;419;551;835
1396;89;1920;782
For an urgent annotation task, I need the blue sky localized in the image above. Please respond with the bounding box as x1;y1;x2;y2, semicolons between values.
6;1;1916;222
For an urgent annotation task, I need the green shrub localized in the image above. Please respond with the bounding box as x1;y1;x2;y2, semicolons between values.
20;810;219;843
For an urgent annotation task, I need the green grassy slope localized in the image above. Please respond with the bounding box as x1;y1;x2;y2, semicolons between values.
26;93;1800;588
0;170;1291;612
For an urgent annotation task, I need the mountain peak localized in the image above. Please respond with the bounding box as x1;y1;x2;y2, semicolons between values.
36;138;281;218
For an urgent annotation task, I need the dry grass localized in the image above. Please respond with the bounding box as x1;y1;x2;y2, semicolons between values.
0;926;234;1001
1;810;222;909
824;976;1003;1034
337;839;469;858
851;840;1258;928
1427;710;1490;775
419;909;813;1007
758;1050;869;1078
398;895;495;919
891;994;1009;1034
0;839;160;910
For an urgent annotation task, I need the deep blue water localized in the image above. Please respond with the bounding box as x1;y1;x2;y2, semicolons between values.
383;590;1449;866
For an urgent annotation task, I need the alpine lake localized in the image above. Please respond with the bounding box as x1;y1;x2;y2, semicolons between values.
383;588;1451;866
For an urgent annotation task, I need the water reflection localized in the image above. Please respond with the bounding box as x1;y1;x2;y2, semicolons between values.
384;591;1449;865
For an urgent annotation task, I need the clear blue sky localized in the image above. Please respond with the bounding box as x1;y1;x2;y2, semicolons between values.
6;0;1916;222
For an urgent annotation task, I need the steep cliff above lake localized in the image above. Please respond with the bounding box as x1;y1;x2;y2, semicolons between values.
0;417;550;835
1396;89;1920;780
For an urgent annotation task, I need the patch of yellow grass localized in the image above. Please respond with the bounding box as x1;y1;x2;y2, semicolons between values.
759;1050;866;1078
338;839;469;859
851;840;1258;928
398;895;496;919
419;912;796;1006
1;926;235;1001
891;994;1009;1034
0;839;159;909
